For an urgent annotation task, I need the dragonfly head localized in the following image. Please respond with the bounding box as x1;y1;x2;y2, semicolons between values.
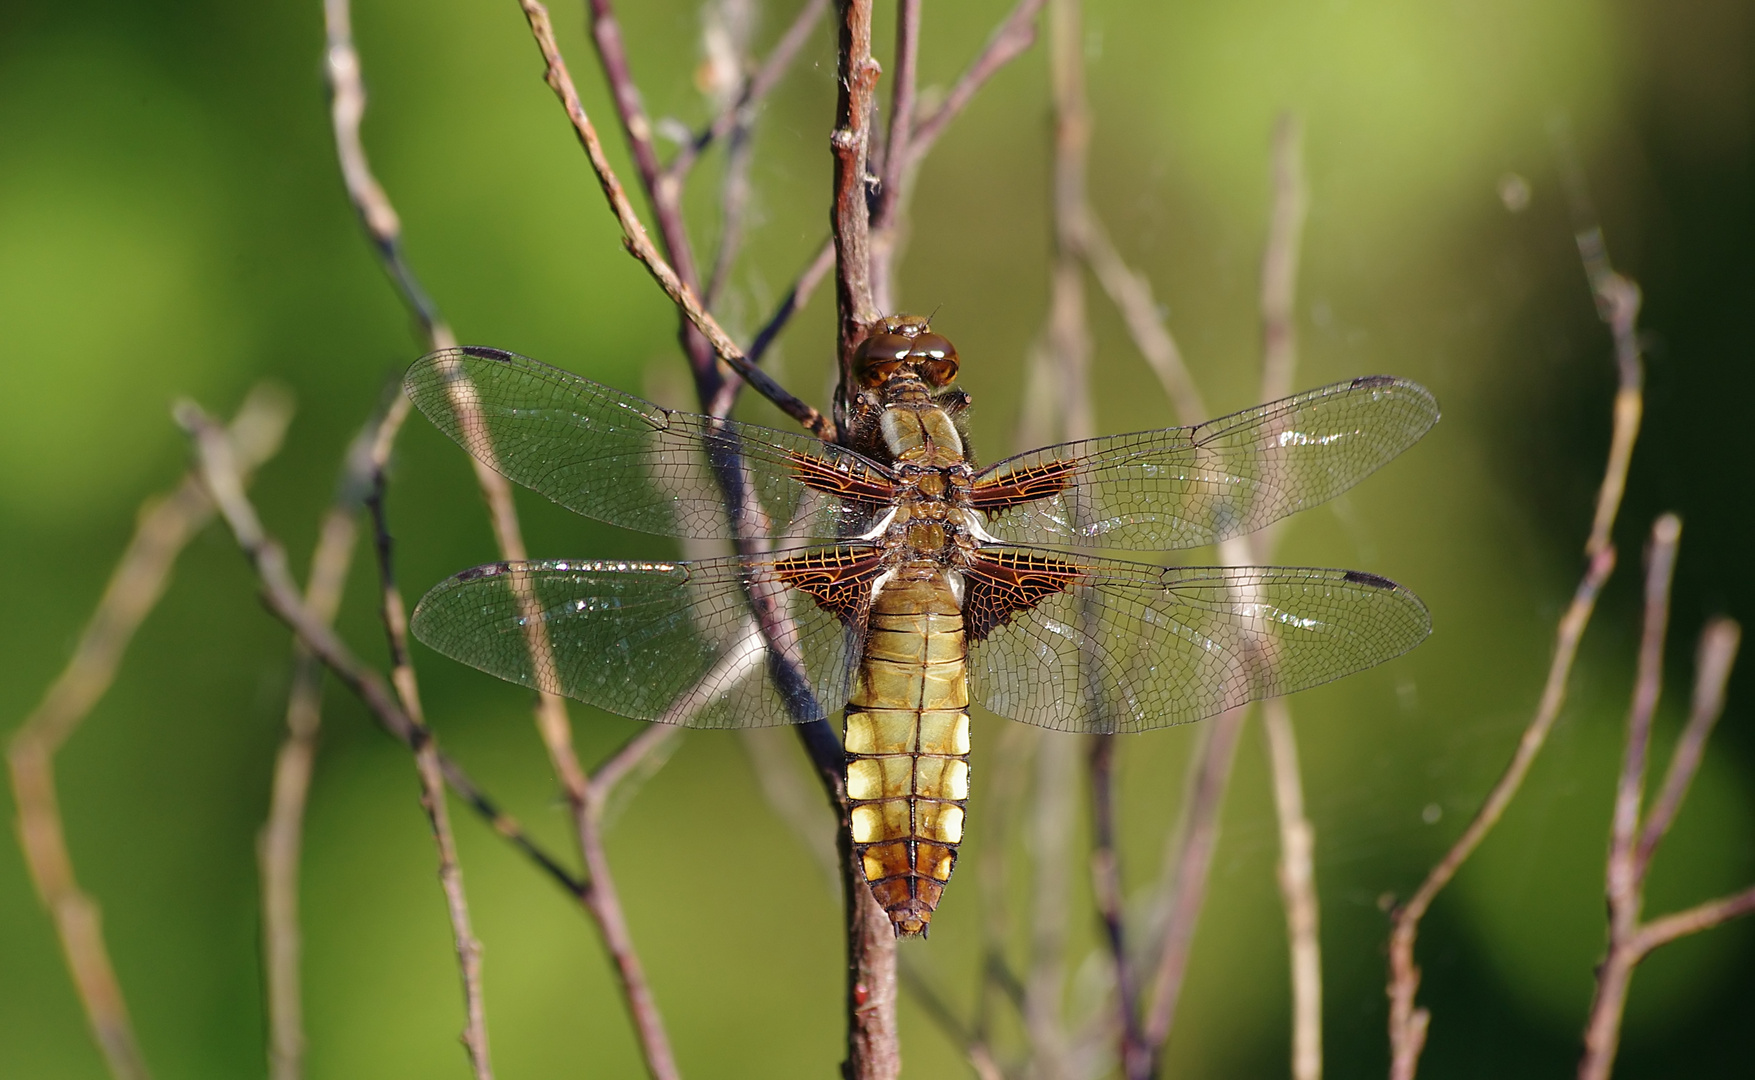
853;315;960;395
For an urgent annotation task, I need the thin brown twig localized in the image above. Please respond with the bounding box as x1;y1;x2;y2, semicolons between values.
261;427;371;1080
664;0;830;184
176;403;602;1003
335;8;685;1073
1385;152;1648;1080
1605;516;1681;926
826;6;900;1078
904;0;1047;172
516;0;829;439
1636;618;1741;876
1385;547;1615;1077
1140;703;1246;1052
1579;603;1744;1080
869;0;1048;312
1554;117;1643;560
582;0;731;417
829;0;883;385
366;466;495;1079
8;390;292;1080
1089;736;1150;1080
1079;215;1205;426
714;236;839;419
324;0;452;349
867;0;920;313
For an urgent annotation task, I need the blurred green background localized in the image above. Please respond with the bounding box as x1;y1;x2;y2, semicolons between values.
3;0;1752;1076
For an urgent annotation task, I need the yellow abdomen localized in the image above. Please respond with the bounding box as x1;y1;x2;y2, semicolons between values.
844;571;970;937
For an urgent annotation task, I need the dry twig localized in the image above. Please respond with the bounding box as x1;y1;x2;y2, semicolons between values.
515;0;830;438
365;472;495;1079
260;427;370;1080
1577;529;1749;1080
329;5;688;1074
9;390;292;1080
664;0;830;185
1385;148;1648;1080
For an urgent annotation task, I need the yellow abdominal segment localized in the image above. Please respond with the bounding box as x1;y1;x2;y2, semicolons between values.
844;574;971;937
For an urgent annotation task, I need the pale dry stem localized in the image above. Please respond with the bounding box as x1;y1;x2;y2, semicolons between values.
9;391;291;1080
1385;154;1649;1080
1577;540;1748;1080
261;442;367;1080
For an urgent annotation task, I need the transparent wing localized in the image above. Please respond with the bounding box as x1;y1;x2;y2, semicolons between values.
410;551;874;729
972;375;1438;551
964;549;1430;733
405;347;896;542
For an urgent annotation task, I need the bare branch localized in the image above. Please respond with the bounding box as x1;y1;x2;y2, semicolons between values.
905;0;1047;171
1636;619;1743;875
1140;704;1246;1052
1553;118;1644;559
1630;882;1755;957
665;0;831;184
324;0;453;350
872;0;1049;311
1386;151;1648;1080
1262;701;1321;1080
1385;547;1614;1078
366;462;495;1078
262;426;371;1080
830;0;883;381
824;6;901;1076
1089;736;1150;1079
1079;215;1206;426
1579;602;1743;1080
514;0;832;438
8;388;292;1080
1605;515;1682;924
179;403;691;1080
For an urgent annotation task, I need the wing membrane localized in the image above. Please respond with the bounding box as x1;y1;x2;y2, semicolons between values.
405;347;895;542
973;375;1438;551
410;551;876;728
966;549;1430;733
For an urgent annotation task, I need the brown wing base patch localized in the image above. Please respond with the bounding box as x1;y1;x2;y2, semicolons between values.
962;550;1087;641
772;546;888;626
969;458;1078;513
786;452;898;504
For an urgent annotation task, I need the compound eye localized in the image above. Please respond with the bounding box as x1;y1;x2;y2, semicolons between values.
911;332;960;386
854;332;912;386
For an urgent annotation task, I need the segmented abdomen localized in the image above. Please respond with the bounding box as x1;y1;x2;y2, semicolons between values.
844;572;970;937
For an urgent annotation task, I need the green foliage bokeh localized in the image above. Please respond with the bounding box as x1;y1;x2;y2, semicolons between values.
2;0;1752;1077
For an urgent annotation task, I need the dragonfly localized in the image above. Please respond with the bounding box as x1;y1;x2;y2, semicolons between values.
405;316;1437;937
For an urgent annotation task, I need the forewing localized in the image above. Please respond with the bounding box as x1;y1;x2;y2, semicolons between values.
965;549;1430;733
972;376;1438;550
405;347;895;542
410;551;880;728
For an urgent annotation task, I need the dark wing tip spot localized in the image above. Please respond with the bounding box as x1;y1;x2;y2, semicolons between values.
1343;569;1400;590
454;562;513;583
1350;374;1398;390
461;345;514;361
